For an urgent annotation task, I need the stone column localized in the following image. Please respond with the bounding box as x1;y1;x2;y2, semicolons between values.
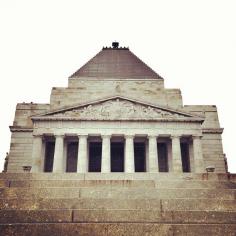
101;135;111;173
167;140;172;172
31;134;43;172
171;135;182;172
77;135;88;173
53;135;64;173
148;135;159;172
192;135;204;172
125;135;135;173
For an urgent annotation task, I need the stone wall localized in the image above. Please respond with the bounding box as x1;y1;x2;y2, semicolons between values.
7;132;33;173
202;134;225;173
184;105;225;172
13;103;50;128
50;78;182;110
7;103;50;172
6;79;226;173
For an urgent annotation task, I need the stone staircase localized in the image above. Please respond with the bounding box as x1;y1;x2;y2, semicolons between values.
0;173;236;236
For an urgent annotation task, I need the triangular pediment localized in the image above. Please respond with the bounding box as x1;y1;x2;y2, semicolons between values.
32;96;204;122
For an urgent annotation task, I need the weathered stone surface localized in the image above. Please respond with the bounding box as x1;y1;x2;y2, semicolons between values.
0;223;236;236
0;173;235;235
0;173;235;181
7;179;236;189
79;188;236;200
73;209;236;224
161;199;236;211
2;208;235;224
1;186;235;200
9;179;156;188
0;198;161;210
0;180;9;187
0;209;72;223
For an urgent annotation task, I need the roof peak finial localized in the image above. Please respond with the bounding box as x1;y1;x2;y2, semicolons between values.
112;42;119;48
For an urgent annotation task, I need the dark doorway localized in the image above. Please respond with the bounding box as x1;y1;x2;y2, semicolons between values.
89;142;102;172
111;142;124;172
44;141;55;172
157;143;168;172
134;142;146;172
181;143;190;172
66;142;78;172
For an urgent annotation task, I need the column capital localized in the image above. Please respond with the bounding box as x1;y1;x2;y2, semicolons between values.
148;135;158;139
124;134;135;139
170;135;181;139
54;134;65;138
101;134;112;139
78;134;88;138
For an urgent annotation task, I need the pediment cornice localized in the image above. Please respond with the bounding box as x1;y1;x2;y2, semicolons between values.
31;96;204;123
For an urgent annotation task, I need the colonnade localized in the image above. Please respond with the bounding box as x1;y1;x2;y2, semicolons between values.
31;134;204;173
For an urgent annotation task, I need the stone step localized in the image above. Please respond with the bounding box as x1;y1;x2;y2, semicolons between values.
0;223;236;236
161;198;236;211
1;172;236;181
0;209;236;224
0;198;161;210
79;188;236;200
8;179;155;188
0;209;71;223
0;187;235;200
0;198;235;211
0;180;9;188
5;179;236;189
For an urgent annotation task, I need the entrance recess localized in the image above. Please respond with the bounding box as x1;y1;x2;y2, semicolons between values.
44;141;55;172
111;142;124;172
157;143;168;172
134;142;146;172
181;143;190;172
66;142;78;172
89;142;102;172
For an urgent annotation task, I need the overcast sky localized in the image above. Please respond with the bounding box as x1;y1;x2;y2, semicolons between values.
0;0;235;173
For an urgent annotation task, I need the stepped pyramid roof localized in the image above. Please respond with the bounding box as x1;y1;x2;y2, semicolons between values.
69;42;162;79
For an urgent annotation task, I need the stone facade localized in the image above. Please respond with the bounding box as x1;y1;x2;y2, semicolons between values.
6;44;226;173
1;43;235;236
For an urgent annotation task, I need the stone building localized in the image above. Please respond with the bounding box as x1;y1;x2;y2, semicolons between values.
7;42;225;174
1;42;235;236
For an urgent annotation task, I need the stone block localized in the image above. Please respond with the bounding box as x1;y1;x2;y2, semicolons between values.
73;209;236;224
0;180;9;188
9;179;155;188
0;172;235;181
0;209;72;223
161;199;236;211
0;186;235;200
0;198;161;210
78;188;235;200
0;223;236;236
1;178;236;196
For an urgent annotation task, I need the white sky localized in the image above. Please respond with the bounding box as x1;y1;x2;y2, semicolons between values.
0;0;235;173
